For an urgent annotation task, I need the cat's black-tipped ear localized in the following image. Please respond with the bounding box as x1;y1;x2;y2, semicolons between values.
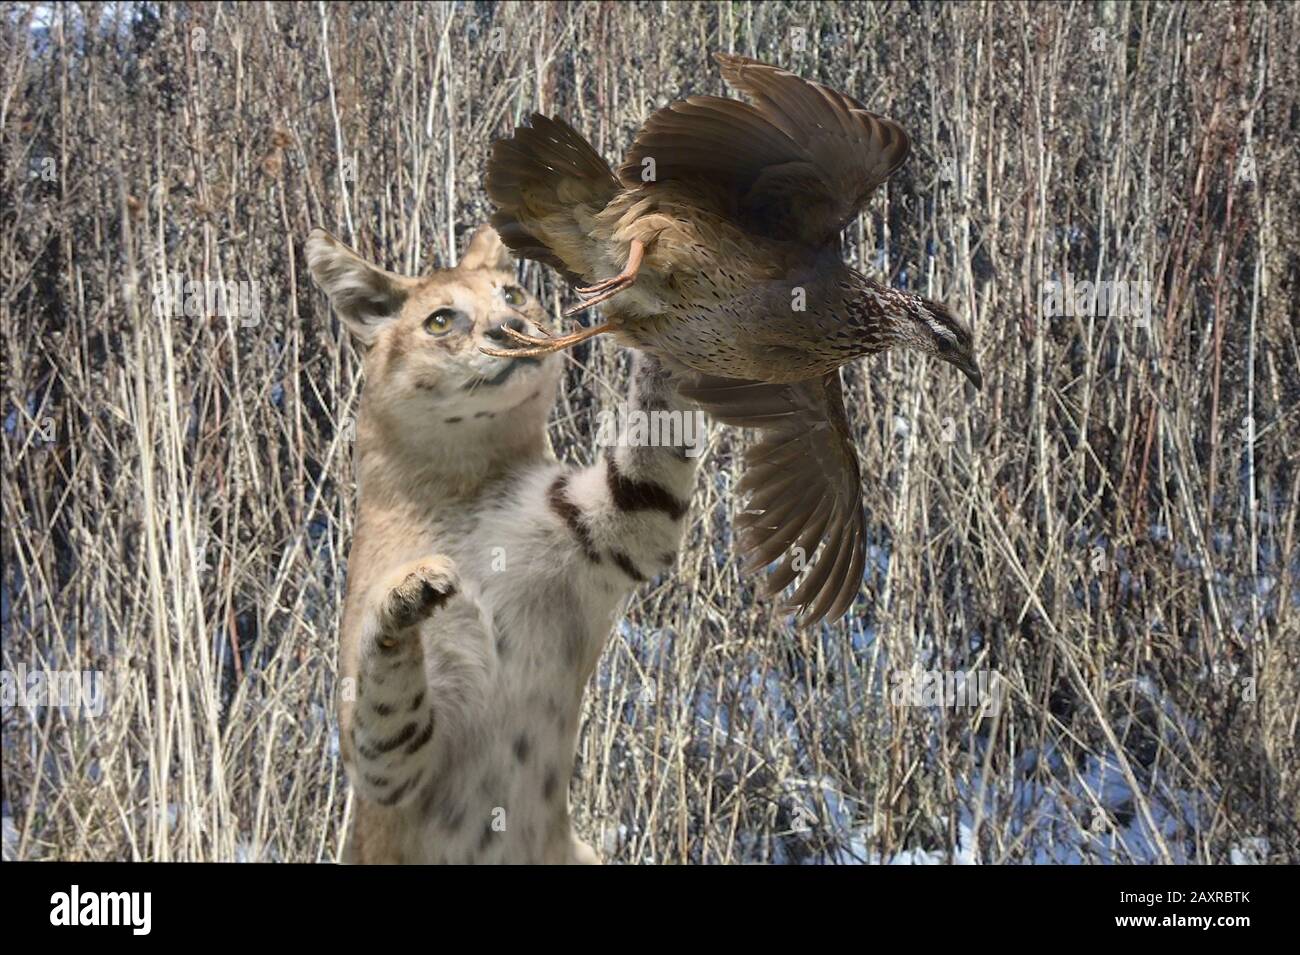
305;229;411;344
457;224;514;272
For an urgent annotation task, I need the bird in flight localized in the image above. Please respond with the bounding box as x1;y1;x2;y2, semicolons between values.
485;53;981;625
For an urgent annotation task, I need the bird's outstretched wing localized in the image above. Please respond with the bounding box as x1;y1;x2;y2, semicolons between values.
618;53;910;250
678;369;866;626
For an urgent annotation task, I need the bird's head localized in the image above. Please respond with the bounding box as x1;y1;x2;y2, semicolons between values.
906;299;982;389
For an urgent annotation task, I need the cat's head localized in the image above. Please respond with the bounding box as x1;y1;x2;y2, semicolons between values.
306;224;561;456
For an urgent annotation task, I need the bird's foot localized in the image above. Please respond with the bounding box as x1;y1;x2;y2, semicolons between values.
563;277;636;316
566;239;645;317
576;274;628;295
479;321;616;359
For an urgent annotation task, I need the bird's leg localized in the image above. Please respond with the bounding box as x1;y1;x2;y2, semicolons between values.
479;321;616;359
576;241;644;294
565;240;644;317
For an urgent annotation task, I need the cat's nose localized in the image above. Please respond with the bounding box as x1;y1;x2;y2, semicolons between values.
484;317;527;342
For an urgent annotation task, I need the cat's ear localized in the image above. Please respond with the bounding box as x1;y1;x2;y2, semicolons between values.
457;224;514;273
305;229;412;344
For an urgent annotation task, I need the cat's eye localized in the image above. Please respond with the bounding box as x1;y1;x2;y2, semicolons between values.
423;308;457;335
501;285;525;307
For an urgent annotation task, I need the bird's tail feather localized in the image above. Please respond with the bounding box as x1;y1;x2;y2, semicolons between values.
487;114;619;285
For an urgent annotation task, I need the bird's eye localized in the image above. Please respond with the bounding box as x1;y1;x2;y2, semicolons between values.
501;285;525;307
423;308;457;335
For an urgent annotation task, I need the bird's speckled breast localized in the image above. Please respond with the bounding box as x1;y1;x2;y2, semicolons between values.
591;186;906;383
613;264;877;383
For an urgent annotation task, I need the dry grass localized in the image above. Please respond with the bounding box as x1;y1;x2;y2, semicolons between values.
2;1;1296;864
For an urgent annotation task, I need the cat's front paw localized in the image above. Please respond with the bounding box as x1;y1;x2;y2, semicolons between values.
378;556;459;636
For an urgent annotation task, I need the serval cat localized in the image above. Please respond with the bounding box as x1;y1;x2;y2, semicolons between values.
306;224;700;863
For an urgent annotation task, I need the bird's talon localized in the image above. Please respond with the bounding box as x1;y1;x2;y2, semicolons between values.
499;325;551;348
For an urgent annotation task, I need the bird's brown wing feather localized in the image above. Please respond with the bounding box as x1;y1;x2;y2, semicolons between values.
678;370;866;626
618;53;910;249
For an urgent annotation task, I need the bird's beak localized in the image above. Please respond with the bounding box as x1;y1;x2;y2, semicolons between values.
945;352;982;390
